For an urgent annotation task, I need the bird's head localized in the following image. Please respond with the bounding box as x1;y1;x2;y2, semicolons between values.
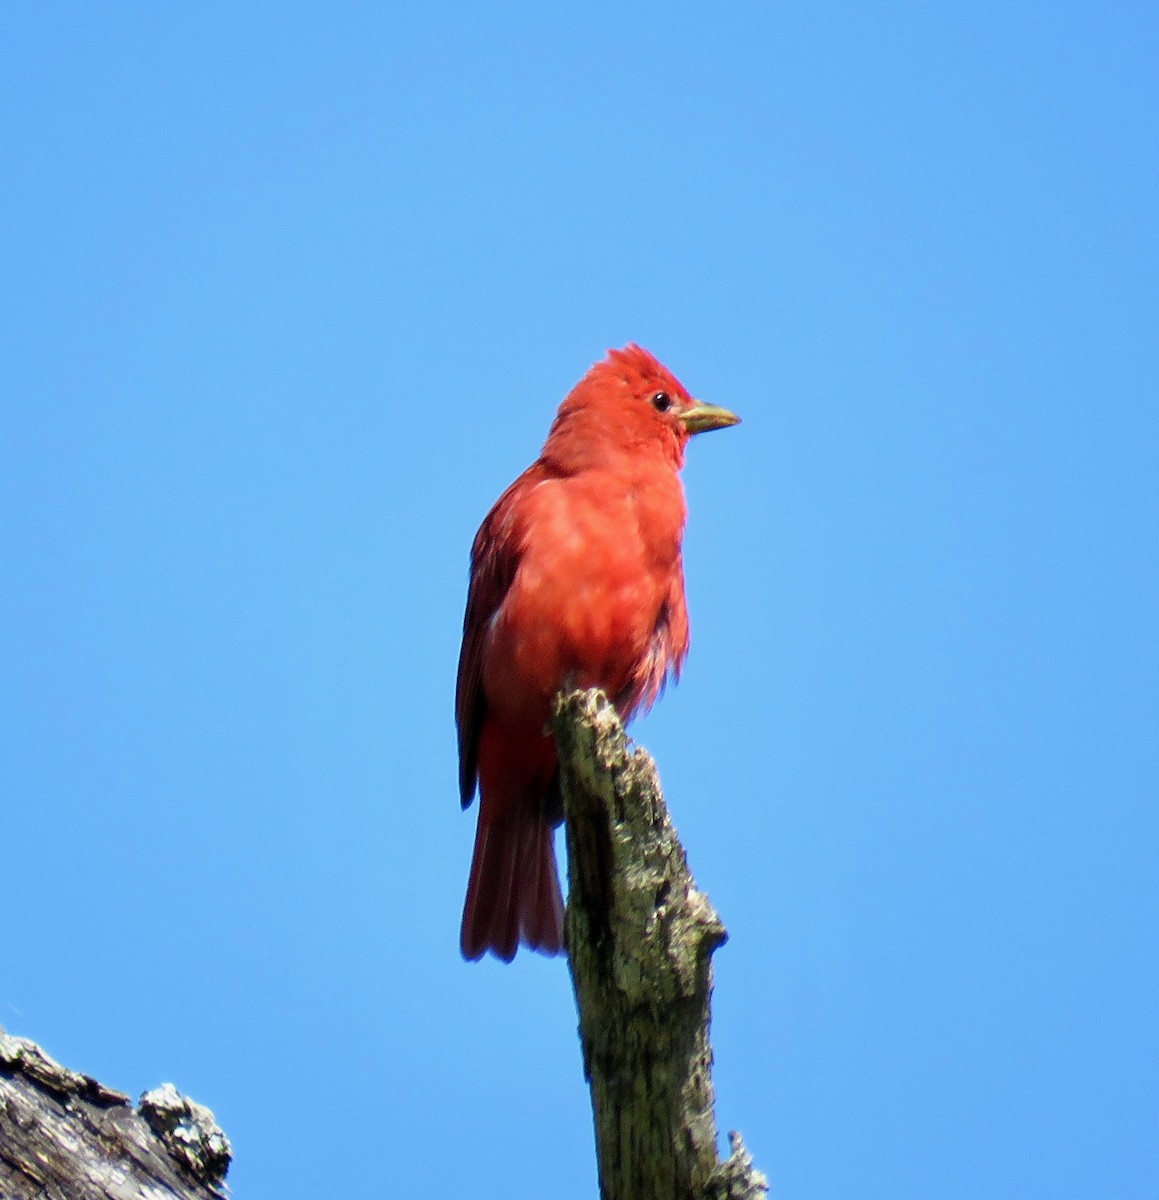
543;344;739;473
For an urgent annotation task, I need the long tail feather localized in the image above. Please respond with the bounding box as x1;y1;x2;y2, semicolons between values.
461;801;564;961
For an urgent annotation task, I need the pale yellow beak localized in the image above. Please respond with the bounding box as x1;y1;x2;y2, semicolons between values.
679;400;741;435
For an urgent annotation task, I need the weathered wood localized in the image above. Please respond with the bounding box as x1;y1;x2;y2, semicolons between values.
553;688;767;1200
0;1028;230;1200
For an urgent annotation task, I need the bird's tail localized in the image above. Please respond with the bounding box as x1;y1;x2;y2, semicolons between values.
460;799;565;962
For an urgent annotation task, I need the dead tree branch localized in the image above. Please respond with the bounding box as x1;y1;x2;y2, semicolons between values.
553;688;767;1200
0;1028;230;1200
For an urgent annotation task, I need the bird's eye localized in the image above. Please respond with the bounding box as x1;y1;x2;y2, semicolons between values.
651;392;673;413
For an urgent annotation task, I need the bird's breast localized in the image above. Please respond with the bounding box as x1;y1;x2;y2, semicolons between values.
482;471;684;725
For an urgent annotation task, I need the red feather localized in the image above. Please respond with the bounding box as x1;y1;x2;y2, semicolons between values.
455;345;737;961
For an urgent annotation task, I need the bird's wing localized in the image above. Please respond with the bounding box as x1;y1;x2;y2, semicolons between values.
625;560;691;717
455;469;541;808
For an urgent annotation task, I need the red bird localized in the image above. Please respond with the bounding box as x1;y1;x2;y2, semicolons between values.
456;345;739;962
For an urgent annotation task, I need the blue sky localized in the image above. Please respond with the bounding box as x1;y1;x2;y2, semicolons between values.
2;3;1156;1197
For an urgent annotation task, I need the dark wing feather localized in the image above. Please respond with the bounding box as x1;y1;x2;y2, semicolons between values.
455;468;542;808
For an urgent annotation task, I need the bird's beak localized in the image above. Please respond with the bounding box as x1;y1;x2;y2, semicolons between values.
680;400;741;435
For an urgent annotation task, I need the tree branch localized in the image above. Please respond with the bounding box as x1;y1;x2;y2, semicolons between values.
553;688;767;1200
0;1028;230;1200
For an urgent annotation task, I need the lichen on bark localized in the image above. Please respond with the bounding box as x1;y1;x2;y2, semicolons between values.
553;688;767;1200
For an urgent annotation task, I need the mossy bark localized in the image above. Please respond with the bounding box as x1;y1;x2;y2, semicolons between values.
553;689;767;1200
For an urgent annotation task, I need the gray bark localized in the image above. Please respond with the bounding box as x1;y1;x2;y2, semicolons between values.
553;689;768;1200
0;1028;230;1200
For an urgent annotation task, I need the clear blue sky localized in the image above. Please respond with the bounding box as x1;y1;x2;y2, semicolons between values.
2;4;1156;1197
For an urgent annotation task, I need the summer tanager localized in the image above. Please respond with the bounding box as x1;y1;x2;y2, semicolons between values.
456;344;739;962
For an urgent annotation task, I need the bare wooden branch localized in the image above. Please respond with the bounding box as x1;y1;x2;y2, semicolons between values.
553;688;768;1200
0;1028;230;1200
